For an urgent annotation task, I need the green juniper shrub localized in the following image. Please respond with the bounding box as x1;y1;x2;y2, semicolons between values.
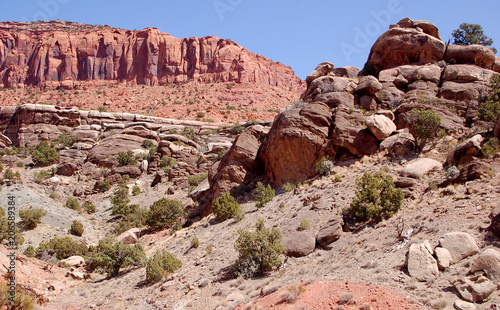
191;236;200;249
0;282;35;310
83;201;96;214
23;245;35;258
315;157;334;176
298;219;310;231
234;219;286;278
3;168;20;180
31;141;60;166
211;192;244;221
114;209;146;234
348;171;404;222
36;236;88;260
145;250;182;283
481;137;500;158
16;162;24;168
70;220;84;236
253;182;275;208
145;198;185;229
132;185;141;196
406;109;441;152
19;208;47;229
110;186;130;215
142;139;155;149
65;197;80;211
281;182;296;192
230;123;244;136
160;156;177;171
478;74;500;121
97;179;111;192
89;237;146;277
55;133;80;147
181;127;195;140
116;150;137;166
0;208;24;247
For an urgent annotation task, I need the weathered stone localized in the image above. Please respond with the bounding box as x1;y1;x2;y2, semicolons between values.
446;134;483;166
56;162;79;176
453;275;496;303
282;230;316;257
365;114;396;140
401;158;442;179
444;44;496;69
406;241;439;281
438;81;489;102
355;76;382;96
380;132;415;157
316;217;343;249
116;228;140;244
358;95;377;111
435;247;453;269
111;166;141;178
331;107;378;156
438;232;479;264
453;300;476;310
471;248;500;284
394;102;466;133
61;256;85;267
313;92;355;108
442;64;495;84
305;62;334;85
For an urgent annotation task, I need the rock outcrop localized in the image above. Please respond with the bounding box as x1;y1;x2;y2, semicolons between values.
0;21;302;90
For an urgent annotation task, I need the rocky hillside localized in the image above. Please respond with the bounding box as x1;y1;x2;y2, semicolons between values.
2;17;500;310
0;20;303;89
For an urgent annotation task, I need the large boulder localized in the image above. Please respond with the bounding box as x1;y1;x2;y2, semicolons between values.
442;64;495;84
379;131;415;157
438;232;479;264
316;217;343;249
281;230;316;257
438;81;489;103
305;62;334;85
365;114;396;140
87;134;144;167
406;241;439;281
111;166;142;178
355;76;382;96
401;158;442;179
471;248;500;285
60;256;85;267
330;107;378;156
366;18;445;73
444;44;496;69
446;134;483;166
453;275;496;303
312;92;355;108
394;102;465;133
302;76;356;102
259;102;333;186
56;162;79;176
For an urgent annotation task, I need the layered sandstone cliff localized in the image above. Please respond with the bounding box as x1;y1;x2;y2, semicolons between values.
0;20;302;89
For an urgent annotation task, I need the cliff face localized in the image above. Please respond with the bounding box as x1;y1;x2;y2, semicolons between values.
0;21;302;89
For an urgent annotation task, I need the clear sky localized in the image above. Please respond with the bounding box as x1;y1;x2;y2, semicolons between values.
1;1;499;80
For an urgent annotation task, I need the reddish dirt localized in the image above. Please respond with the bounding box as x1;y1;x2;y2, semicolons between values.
236;279;427;310
0;80;304;123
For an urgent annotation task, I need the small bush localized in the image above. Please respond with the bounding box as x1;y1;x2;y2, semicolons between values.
0;208;24;247
212;192;244;221
215;150;226;161
181;127;195;140
481;137;500;158
145;198;185;229
298;219;310;231
348;171;404;222
116;150;137;166
188;173;207;187
97;106;107;112
0;282;35;310
110;186;130;214
24;245;35;258
234;219;286;278
132;185;141;196
31;141;60;166
146;250;182;283
191;236;200;248
160;156;177;170
83;201;96;214
478;74;500;121
334;175;342;182
55;133;80;147
315;157;334;176
3;168;20;180
97;179;111;192
89;237;146;277
282;182;296;192
65;197;80;210
114;209;146;234
36;236;88;260
49;192;58;200
253;182;275;208
19;208;47;229
70;220;84;236
142;139;155;149
406;109;441;152
230;123;244;136
16;161;24;168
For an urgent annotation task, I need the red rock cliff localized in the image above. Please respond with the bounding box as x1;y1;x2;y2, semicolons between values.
0;21;302;89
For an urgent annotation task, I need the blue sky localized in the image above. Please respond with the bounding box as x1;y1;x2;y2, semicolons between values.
1;1;499;80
